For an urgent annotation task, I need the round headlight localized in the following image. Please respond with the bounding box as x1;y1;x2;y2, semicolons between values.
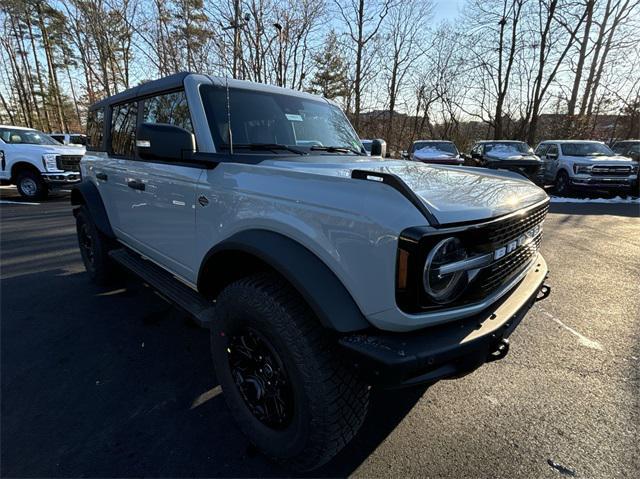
423;237;468;304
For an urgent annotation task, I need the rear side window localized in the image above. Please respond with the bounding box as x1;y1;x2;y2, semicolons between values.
110;102;138;158
87;108;105;150
143;91;193;132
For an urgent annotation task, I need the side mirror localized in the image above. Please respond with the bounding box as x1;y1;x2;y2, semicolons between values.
370;139;383;157
401;150;409;159
136;123;195;161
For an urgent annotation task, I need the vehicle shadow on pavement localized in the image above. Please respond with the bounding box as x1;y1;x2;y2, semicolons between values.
1;268;426;477
549;202;640;218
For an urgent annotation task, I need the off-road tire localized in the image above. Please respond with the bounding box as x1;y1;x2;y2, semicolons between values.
75;206;116;285
554;170;572;196
211;273;369;471
15;170;48;200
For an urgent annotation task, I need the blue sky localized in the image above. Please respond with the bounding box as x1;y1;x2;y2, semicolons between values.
432;0;465;22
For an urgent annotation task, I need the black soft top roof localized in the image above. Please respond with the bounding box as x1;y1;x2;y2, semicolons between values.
89;72;192;111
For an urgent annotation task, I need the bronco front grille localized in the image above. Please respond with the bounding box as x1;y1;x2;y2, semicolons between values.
476;234;542;293
484;202;548;246
56;155;82;172
396;199;549;314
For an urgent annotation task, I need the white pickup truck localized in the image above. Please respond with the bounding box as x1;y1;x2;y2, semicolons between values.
0;125;85;199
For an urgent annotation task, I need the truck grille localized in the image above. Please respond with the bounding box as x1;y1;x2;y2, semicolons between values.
591;165;632;176
56;155;82;172
477;234;543;293
485;202;549;246
469;201;548;299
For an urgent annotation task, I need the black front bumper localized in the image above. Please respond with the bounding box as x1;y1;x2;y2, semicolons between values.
339;254;549;388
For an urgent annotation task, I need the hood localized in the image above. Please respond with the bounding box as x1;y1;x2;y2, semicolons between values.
267;158;548;225
9;143;86;156
413;147;459;161
486;152;541;163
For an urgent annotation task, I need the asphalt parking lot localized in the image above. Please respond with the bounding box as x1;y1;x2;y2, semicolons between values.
1;187;639;478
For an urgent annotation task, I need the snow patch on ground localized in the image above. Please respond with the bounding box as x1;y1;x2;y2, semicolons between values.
549;196;640;204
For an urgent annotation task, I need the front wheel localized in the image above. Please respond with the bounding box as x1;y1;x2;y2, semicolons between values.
211;273;369;471
554;170;572;196
15;170;48;200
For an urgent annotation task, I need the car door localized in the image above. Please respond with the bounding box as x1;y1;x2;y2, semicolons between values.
544;144;560;182
110;90;203;280
535;143;549;182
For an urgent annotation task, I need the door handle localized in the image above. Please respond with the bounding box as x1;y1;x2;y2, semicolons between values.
127;179;145;191
96;172;108;181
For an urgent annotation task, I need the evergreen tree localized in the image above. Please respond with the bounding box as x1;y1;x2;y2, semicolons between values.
309;31;349;101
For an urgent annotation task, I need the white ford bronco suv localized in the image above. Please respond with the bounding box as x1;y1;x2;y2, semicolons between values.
0;125;85;199
71;72;551;471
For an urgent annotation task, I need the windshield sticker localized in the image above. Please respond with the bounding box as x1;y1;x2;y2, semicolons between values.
286;114;303;122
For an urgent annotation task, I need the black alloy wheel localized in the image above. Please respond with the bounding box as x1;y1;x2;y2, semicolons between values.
227;327;294;429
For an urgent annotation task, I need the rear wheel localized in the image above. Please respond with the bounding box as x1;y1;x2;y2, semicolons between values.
211;273;369;471
75;206;116;285
554;170;572;196
15;170;48;200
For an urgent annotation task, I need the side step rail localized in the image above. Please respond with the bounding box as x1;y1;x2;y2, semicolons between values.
109;248;214;328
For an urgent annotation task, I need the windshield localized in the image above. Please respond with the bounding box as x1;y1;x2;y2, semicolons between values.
201;85;363;155
484;142;531;155
413;141;457;155
0;127;60;145
560;142;614;157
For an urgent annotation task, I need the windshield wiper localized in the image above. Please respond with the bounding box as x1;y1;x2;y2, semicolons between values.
220;143;307;155
310;145;364;156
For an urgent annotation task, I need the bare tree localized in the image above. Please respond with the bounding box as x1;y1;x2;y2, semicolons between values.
333;0;393;129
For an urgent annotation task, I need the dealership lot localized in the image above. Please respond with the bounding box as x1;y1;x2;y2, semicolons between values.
1;188;638;478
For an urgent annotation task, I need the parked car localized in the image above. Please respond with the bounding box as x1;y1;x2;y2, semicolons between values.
50;133;88;147
361;138;387;157
0;125;84;199
407;140;464;165
535;140;638;195
468;140;543;184
611;140;640;195
611;140;640;161
72;72;550;471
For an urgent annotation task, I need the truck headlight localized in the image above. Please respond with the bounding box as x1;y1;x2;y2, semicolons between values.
42;154;58;171
423;237;468;304
573;163;592;174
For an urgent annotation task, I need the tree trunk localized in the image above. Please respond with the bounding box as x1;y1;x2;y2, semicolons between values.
26;13;52;131
567;0;594;117
36;4;66;131
353;0;365;131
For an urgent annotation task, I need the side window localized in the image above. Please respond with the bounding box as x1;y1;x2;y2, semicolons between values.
110;102;138;158
86;108;105;150
143;91;193;132
535;144;548;156
612;143;626;154
547;144;558;157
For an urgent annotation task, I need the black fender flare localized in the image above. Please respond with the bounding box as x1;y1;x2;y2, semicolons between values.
198;230;370;333
70;180;115;238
